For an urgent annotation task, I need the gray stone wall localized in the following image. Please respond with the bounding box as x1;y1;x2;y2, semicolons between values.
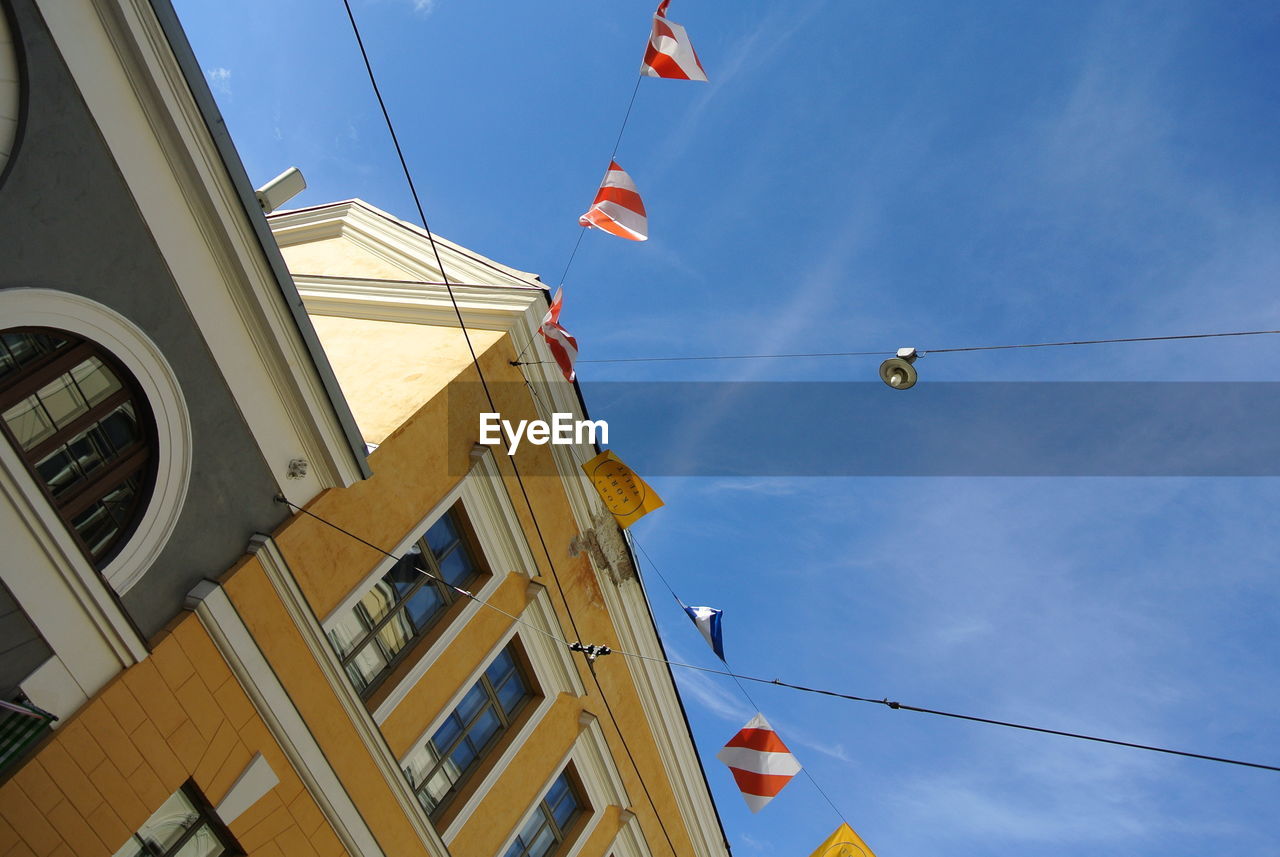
0;0;288;639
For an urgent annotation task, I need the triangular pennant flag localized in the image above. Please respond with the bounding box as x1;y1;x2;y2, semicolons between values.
579;161;648;241
716;713;801;812
682;603;725;661
539;288;578;382
807;823;879;857
581;449;664;529
641;0;708;81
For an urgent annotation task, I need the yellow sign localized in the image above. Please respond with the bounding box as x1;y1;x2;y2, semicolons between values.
581;450;664;529
807;823;878;857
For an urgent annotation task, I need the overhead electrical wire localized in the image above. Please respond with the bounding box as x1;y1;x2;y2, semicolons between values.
512;327;1280;367
628;535;855;829
280;498;1280;777
337;6;695;856
332;11;1280;850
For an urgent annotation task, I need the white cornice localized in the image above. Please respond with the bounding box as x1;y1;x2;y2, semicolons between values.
294;274;544;332
270;200;544;289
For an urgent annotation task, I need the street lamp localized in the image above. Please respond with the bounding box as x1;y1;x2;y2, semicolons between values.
879;346;919;390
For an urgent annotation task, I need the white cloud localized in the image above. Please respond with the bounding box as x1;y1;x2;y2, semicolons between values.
205;66;231;96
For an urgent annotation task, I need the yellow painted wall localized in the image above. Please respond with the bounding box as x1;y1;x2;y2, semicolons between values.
259;214;714;857
0;614;341;857
309;315;504;445
270;325;703;857
223;556;433;857
279;236;413;281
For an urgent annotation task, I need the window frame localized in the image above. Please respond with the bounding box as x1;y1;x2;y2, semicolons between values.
327;503;489;700
0;327;158;569
111;781;243;857
403;640;539;820
501;767;590;857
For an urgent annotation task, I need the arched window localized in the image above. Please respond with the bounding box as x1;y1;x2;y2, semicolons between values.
0;328;156;567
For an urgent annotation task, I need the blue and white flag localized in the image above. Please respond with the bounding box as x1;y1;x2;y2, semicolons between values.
683;604;725;661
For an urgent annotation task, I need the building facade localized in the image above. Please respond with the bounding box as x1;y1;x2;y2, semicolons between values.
0;2;728;856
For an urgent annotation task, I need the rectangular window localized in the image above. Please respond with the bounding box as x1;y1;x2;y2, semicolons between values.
326;506;484;696
110;782;241;857
402;643;535;816
502;770;586;857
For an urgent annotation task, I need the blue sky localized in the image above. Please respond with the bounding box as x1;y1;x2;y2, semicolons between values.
173;1;1280;854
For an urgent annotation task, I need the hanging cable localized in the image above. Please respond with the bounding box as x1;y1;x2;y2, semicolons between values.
282;497;1280;776
629;537;855;828
556;73;644;292
512;328;1280;367
335;8;691;855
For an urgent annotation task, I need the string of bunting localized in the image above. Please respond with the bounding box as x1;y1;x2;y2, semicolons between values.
526;0;711;382
335;3;1280;851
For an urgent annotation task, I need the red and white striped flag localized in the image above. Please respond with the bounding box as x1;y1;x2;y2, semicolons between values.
539;288;578;382
578;161;648;242
641;0;708;82
716;713;802;812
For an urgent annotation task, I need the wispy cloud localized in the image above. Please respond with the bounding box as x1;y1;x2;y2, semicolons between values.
205;66;231;96
701;478;806;497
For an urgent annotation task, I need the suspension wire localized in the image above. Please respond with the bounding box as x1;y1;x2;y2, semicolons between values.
610;76;644;163
280;497;1280;777
556;76;645;296
512;74;645;368
629;537;854;827
513;328;1280;367
559;229;588;289
509;305;546;372
337;9;685;855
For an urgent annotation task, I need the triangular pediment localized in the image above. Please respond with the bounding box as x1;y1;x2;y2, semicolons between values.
268;199;543;288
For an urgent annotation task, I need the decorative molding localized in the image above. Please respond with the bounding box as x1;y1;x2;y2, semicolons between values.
610;811;657;857
0;288;192;595
594;555;730;857
492;720;632;857
0;442;147;671
214;753;279;826
186;579;389;857
247;537;450;857
431;586;590;843
0;2;20;183
294;274;543;332
328;450;544;725
269;200;544;291
19;656;87;726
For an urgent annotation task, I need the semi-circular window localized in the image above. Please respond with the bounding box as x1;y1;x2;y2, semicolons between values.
0;328;157;566
0;3;21;182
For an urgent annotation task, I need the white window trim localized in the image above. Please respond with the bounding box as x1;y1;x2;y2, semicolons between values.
245;537;449;856
609;813;656;857
0;5;20;180
186;580;390;857
0;447;147;687
0;288;192;595
316;450;541;724
491;718;631;857
402;586;586;843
